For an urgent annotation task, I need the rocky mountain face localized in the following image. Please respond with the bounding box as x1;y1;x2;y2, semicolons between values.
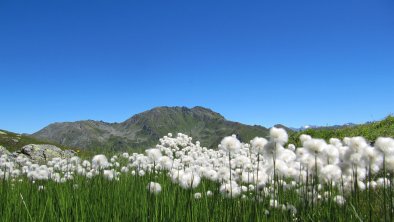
32;106;270;151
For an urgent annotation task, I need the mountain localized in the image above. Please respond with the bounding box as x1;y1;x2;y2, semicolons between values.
291;123;357;132
32;106;271;151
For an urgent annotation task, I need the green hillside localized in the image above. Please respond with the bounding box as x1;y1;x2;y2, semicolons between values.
289;115;394;146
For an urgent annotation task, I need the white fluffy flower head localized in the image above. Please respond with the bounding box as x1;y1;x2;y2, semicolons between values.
220;136;241;154
92;154;109;170
147;182;162;194
251;137;268;154
145;148;162;162
269;127;288;145
375;137;394;155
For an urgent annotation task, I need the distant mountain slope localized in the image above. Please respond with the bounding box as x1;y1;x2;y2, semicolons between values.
289;116;394;145
32;106;271;151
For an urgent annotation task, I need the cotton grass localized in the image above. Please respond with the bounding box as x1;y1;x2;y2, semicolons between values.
1;128;394;221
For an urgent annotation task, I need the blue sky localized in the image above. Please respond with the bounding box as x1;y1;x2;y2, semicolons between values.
1;0;393;134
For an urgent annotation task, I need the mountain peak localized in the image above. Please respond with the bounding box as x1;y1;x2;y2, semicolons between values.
191;106;225;119
124;106;225;124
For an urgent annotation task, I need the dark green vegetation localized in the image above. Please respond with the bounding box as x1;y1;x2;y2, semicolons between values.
289;116;394;146
32;106;270;152
1;172;391;222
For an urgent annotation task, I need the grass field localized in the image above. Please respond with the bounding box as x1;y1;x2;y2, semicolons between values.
1;172;391;221
1;125;394;221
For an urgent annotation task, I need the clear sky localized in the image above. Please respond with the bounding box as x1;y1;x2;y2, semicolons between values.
1;0;393;134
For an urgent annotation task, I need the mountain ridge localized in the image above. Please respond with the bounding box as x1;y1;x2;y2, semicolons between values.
32;106;270;151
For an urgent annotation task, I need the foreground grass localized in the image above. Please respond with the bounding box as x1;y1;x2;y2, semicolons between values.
1;172;392;222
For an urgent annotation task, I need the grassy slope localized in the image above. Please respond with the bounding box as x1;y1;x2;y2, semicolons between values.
0;129;93;158
0;129;55;152
289;115;394;146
